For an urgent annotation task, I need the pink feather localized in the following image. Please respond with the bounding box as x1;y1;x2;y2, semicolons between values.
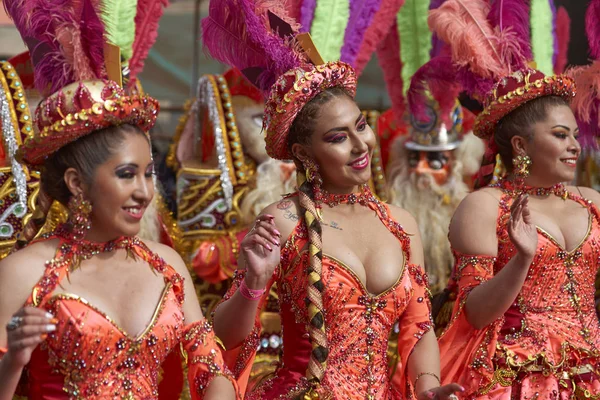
354;0;405;76
128;0;169;82
376;21;405;122
567;61;600;148
428;0;511;79
407;56;460;126
586;0;600;59
3;0;106;95
554;6;570;74
486;0;531;68
201;0;303;92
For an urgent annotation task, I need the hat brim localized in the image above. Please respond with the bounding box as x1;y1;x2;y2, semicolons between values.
474;75;576;140
404;140;461;152
18;94;159;166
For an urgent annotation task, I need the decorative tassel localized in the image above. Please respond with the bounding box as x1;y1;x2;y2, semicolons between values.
397;0;432;94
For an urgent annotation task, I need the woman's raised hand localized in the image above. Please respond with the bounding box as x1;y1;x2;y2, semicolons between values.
240;214;281;289
4;307;56;368
507;194;538;260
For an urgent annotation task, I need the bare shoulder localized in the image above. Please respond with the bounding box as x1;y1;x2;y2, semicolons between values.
260;195;301;241
142;240;187;274
448;188;502;256
0;240;59;314
386;203;419;236
567;186;600;208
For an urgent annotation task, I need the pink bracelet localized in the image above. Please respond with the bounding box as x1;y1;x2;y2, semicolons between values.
239;278;266;301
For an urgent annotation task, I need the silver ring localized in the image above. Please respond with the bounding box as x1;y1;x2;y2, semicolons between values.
6;315;23;331
449;394;459;400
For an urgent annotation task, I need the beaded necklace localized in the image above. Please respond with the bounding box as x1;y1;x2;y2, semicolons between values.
493;178;569;200
315;184;373;208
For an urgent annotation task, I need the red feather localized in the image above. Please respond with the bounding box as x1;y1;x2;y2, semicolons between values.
355;0;405;75
376;21;405;123
128;0;169;82
554;6;570;74
586;0;600;59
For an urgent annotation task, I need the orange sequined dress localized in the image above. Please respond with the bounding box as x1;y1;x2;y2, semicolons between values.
439;181;600;398
219;189;433;399
0;225;239;399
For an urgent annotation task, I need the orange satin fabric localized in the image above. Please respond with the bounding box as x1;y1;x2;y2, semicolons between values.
439;189;600;398
218;193;433;399
0;230;238;399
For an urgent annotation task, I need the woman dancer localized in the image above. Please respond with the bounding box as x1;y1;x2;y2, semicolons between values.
412;0;600;396
0;0;238;398
202;1;463;398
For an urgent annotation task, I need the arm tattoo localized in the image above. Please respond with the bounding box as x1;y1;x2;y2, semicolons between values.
323;220;343;230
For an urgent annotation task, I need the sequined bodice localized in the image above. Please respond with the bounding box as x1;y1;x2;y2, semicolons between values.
23;234;187;399
247;194;432;399
494;191;600;362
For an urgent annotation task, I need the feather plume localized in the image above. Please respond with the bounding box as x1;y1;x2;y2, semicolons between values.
128;0;169;81
549;0;558;65
586;0;600;59
99;0;138;62
397;0;432;94
300;0;317;31
554;6;570;74
530;0;554;74
202;0;303;93
79;0;106;79
376;20;405;121
430;0;448;58
339;0;382;66
428;0;509;79
407;56;460;125
309;0;350;62
487;0;532;64
354;0;405;74
4;0;107;95
567;61;600;148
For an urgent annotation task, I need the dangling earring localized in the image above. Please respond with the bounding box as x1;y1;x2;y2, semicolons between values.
512;154;532;181
303;158;323;186
67;193;92;240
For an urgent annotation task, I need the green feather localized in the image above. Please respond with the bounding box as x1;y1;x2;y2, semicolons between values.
99;0;138;62
530;0;554;75
310;0;350;63
397;0;432;95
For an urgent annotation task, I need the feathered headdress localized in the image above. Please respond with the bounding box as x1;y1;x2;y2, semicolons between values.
412;0;575;189
567;0;600;149
3;0;168;166
201;0;359;160
299;0;404;76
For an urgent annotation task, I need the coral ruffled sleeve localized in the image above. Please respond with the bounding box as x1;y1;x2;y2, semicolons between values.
438;252;501;392
394;264;434;396
181;319;242;399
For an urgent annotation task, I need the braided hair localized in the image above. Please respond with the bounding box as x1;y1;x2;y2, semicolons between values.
287;87;352;386
474;95;569;189
13;124;148;250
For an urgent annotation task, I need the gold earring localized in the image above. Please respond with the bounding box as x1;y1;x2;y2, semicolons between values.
512;154;532;179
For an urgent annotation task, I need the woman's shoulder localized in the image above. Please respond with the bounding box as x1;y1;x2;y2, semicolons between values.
141;239;187;273
384;203;419;235
448;188;503;255
0;240;60;313
567;185;600;208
